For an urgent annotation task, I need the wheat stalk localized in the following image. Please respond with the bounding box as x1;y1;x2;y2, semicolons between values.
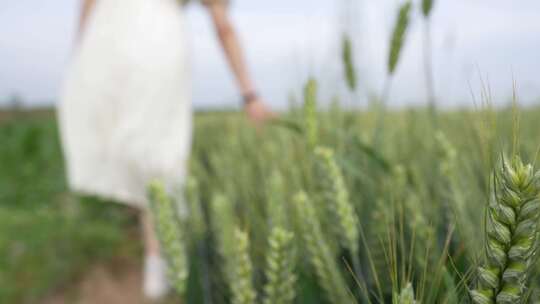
404;193;434;265
388;1;412;75
267;170;288;228
435;131;481;257
303;78;319;149
293;192;354;303
392;166;434;259
314;146;360;255
471;156;540;304
185;177;206;241
211;193;236;267
211;194;256;304
381;1;412;114
263;227;297;304
367;197;394;294
435;131;457;177
342;34;357;92
148;181;189;296
230;228;257;304
395;282;417;304
421;0;437;115
263;171;297;304
421;0;434;17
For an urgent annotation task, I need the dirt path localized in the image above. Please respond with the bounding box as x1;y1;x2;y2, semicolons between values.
41;258;178;304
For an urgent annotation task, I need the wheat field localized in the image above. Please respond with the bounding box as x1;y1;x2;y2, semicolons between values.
150;100;540;303
4;1;540;303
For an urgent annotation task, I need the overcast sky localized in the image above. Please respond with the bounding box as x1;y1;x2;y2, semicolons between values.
1;0;540;109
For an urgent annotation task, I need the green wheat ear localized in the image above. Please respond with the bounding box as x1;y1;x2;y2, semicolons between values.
267;170;288;228
314;146;360;255
471;156;540;304
148;181;189;297
263;227;297;304
293;192;354;304
185;177;205;240
230;228;257;304
395;282;417;304
211;193;236;265
303;78;319;149
210;194;256;304
388;1;412;75
421;0;434;17
342;34;357;92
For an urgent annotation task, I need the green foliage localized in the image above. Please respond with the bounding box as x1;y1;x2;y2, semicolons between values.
7;106;540;303
0;115;134;303
388;1;412;75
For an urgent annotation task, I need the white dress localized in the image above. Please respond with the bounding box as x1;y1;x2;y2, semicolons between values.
58;0;192;208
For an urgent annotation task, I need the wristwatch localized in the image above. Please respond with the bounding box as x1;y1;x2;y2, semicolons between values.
243;91;258;105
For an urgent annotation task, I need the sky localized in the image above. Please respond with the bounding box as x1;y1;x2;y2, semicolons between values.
1;0;540;109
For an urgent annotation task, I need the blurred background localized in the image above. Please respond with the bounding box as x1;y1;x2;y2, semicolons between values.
2;1;540;304
2;0;540;109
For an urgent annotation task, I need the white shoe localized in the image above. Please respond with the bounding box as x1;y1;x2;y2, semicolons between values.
143;255;169;300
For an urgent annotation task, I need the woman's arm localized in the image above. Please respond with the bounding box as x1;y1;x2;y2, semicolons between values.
206;3;274;123
77;0;96;41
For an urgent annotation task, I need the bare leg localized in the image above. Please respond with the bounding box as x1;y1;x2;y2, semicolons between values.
141;210;161;256
141;210;169;299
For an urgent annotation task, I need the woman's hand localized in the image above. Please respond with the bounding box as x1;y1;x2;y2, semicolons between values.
245;98;275;125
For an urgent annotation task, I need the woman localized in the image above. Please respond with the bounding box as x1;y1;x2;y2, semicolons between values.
58;0;273;299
